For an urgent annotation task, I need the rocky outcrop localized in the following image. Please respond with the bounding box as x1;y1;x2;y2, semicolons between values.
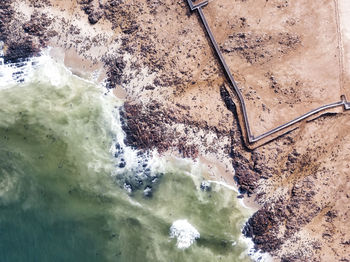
2;40;40;63
243;207;283;252
120;101;201;158
22;12;57;45
0;0;13;42
1;2;56;63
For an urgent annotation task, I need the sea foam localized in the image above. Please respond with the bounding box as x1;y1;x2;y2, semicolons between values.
169;219;200;249
0;47;267;261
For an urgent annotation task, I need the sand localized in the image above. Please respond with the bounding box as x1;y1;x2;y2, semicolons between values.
1;0;350;260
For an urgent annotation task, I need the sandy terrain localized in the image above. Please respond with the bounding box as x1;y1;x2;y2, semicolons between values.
204;0;348;140
339;0;350;98
1;0;349;261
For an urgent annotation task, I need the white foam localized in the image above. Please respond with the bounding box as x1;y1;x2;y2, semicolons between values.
148;153;215;185
239;234;274;262
150;154;274;261
0;58;38;89
207;180;238;192
169;219;200;249
0;169;21;205
0;50;64;88
0;47;273;261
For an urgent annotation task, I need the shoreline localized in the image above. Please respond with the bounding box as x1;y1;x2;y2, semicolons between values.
1;48;263;259
1;0;350;261
0;53;257;261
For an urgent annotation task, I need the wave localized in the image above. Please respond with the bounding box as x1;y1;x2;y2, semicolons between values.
0;47;270;261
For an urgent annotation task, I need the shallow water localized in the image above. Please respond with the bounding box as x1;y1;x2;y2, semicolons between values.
0;55;252;262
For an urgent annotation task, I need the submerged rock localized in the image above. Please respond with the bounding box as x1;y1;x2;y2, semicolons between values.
200;180;211;191
143;186;152;198
118;158;126;168
113;143;163;194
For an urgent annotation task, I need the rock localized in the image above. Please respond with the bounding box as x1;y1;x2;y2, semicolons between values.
118;159;126;168
123;183;132;193
88;11;103;25
143;186;152;197
200;181;211;191
3;39;40;63
243;207;282;252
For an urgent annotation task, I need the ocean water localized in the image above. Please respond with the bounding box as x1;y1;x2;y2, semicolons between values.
0;53;253;262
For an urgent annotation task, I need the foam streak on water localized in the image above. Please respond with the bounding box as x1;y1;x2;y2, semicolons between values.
0;50;264;261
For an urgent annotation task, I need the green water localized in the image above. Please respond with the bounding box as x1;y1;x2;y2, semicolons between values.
0;57;252;262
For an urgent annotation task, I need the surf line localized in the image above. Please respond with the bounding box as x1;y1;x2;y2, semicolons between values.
185;0;350;147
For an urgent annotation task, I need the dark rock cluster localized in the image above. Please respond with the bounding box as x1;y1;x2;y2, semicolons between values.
79;0;104;25
0;2;56;63
222;31;301;65
241;142;332;258
2;41;40;64
22;12;57;46
243;207;283;252
0;1;38;64
0;0;13;42
87;0;195;93
220;85;263;195
112;142;163;196
221;84;327;257
104;57;126;89
120;101;200;158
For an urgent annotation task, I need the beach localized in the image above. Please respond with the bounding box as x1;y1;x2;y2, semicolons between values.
1;0;350;261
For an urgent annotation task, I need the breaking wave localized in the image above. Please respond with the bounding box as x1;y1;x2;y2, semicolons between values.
0;49;267;261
